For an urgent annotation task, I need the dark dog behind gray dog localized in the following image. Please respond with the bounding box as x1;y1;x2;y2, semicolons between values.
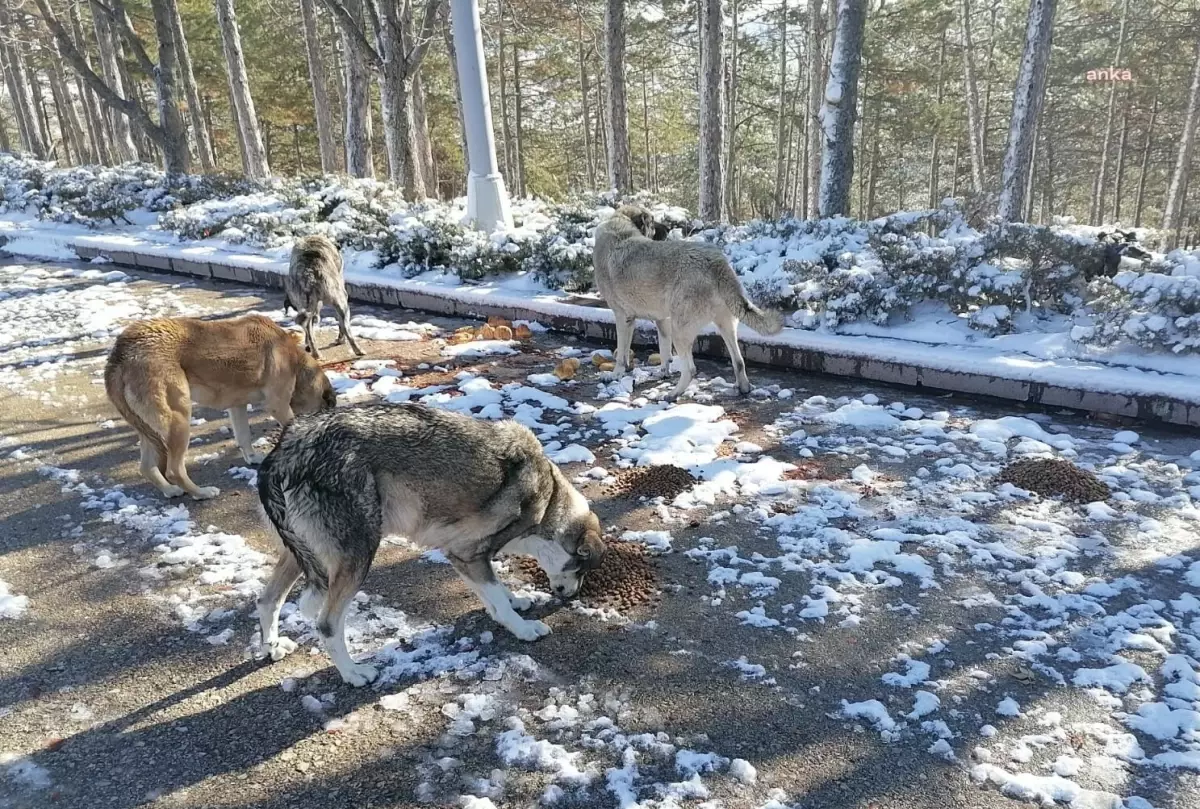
285;234;363;359
256;402;605;686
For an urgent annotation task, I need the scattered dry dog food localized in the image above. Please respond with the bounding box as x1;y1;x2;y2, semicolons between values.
553;357;581;380
515;542;660;611
997;458;1110;502
610;464;696;500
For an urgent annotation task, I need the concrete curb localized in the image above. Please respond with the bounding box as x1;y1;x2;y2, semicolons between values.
62;240;1200;428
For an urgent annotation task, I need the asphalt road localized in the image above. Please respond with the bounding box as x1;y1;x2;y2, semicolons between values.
1;258;1196;809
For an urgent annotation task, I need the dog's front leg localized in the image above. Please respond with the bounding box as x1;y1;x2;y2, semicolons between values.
449;555;551;642
227;405;265;465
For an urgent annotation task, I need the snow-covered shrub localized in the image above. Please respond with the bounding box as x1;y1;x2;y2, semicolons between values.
525;206;596;291
0;156;167;226
978;223;1106;312
376;206;465;276
1083;250;1200;353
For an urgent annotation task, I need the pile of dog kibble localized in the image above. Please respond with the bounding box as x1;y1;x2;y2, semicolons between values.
609;464;696;500
515;542;660;611
997;458;1111;502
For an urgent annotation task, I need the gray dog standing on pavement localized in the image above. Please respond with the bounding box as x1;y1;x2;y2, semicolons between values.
284;234;363;359
256;402;606;686
592;206;785;400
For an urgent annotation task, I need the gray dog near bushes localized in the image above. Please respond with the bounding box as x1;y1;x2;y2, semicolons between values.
592;206;785;400
284;234;363;359
255;402;606;686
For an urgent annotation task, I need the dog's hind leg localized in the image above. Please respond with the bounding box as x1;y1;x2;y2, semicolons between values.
653;319;674;379
227;405;264;465
666;326;700;401
140;436;183;498
611;307;635;375
316;559;378;686
331;296;364;357
714;312;751;395
299;306;321;359
257;550;302;662
449;555;551;642
162;382;219;500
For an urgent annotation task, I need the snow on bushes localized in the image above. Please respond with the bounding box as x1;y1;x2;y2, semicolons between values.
7;155;1200;354
1083;251;1200;353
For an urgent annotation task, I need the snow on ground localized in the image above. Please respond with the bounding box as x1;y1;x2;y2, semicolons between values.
0;579;29;619
0;262;197;401
1;268;1198;808
10;201;1200;407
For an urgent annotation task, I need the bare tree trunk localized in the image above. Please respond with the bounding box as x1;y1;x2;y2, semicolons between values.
959;0;985;192
378;61;419;194
214;0;269;176
512;42;526;196
724;0;739;217
298;0;337;173
27;67;55;158
805;0;823;217
443;20;467;191
413;70;436;196
928;26;947;209
0;99;10;152
1089;0;1130;225
1112;91;1131;223
784;41;801;213
292;122;302;170
1024;112;1039;222
169;1;215;171
578;17;595;188
49;60;87;162
817;0;866;217
90;6;136;161
773;0;788;215
997;0;1057;222
0;3;46;158
1162;36;1200;244
1041;126;1054;222
1134;90;1158;228
497;0;512;179
951;133;961;197
68;0;110;164
796;25;808;213
641;66;651;190
340;0;372;177
604;0;631;193
262;117;273;168
698;0;724;220
979;1;997;170
148;0;191;173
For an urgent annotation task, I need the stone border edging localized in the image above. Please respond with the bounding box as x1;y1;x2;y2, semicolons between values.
51;238;1200;428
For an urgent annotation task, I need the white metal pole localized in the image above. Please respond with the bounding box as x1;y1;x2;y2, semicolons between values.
450;0;513;230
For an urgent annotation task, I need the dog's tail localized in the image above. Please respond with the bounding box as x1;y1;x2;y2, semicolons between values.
104;356;169;471
715;260;786;335
257;451;330;610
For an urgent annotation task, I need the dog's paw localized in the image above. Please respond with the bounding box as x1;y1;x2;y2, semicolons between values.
190;486;221;500
339;662;378;687
508;619;552;642
242;450;267;466
351;345;365;357
509;594;533;612
265;637;297;662
160;483;186;498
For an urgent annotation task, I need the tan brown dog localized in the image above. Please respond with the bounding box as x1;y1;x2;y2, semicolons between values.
105;315;337;500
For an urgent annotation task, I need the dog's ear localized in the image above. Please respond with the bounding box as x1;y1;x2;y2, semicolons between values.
576;513;606;570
